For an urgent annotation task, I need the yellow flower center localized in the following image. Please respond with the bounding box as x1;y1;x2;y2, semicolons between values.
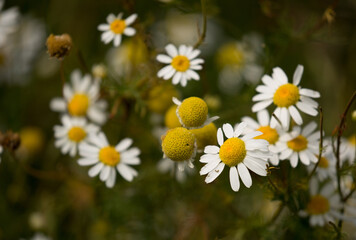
19;127;44;154
273;83;300;108
178;97;208;128
349;134;356;145
99;146;120;166
255;126;279;145
219;138;246;167
287;135;308;152
110;19;126;34
189;123;217;150
171;55;190;72
161;127;195;162
216;43;245;68
68;94;90;116
318;156;329;168
67;127;87;143
307;195;330;215
164;106;181;129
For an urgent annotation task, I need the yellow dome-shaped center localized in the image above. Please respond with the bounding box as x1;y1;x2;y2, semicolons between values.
164;106;181;129
161;127;195;162
318;156;329;168
216;43;245;68
273;83;300;108
307;194;330;215
178;97;208;128
287;135;308;152
99;146;120;166
219;138;246;167
68;94;90;116
110;19;126;34
68;126;87;143
189;123;217;150
171;55;190;72
255;126;279;145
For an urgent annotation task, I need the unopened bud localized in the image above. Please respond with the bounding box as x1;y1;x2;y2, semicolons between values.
46;33;72;59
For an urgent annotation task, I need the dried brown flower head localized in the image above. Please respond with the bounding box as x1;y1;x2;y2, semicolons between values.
46;33;72;59
0;131;21;151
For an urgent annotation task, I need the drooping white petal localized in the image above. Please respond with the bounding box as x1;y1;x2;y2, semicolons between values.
257;109;270;126
229;167;240;192
106;168;116;188
243;158;267;176
288;105;303;125
280;107;290;129
299;151;310;165
204;162;225;183
237;163;252;188
200;158;221;175
296;101;318;116
113;34;122;47
88;162;104;177
290;152;299;168
100;165;111;181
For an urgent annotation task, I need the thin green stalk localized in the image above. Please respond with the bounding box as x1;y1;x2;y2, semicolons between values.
194;0;207;49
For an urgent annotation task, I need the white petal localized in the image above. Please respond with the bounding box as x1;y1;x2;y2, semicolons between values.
252;93;273;102
121;147;141;159
204;145;220;154
272;67;288;84
125;13;137;25
223;123;234;138
178;45;187;55
115;138;133;152
187;49;201;60
241;117;259;130
200;154;219;163
257;110;270;126
100;165;111;181
242;131;262;141
121;157;141;165
123;27;136;36
299;88;320;98
157;65;173;78
229;167;240;192
165;44;178;57
217;128;224;146
280;148;293;160
190;58;204;65
280;107;290;129
256;85;275;94
117;164;135;182
106;13;116;23
78;158;98;166
172;72;182;85
156;54;172;64
244;158;267;176
50;98;66;112
296;102;318;116
237;163;252;188
299;151;310;165
270;107;281;128
302;121;317;137
106;168;116;188
234;122;247;138
186;70;200;80
290;152;299;168
200;158;221;175
98;24;110;31
288;105;303;125
88;163;104;177
205;162;225;184
293;65;304;85
261;75;279;89
252;100;273;112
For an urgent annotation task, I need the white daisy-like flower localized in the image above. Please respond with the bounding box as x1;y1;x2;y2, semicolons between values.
252;65;320;129
53;115;99;157
50;70;108;125
307;139;336;181
157;158;194;183
241;109;283;165
275;121;320;168
78;132;141;188
340;134;355;164
200;122;269;192
0;0;19;46
98;13;137;47
156;44;204;87
172;97;219;129
299;178;341;227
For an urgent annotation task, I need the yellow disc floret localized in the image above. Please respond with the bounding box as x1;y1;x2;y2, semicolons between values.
164;106;181;129
307;195;330;215
287;135;308;152
99;146;120;166
318;156;329;168
147;83;179;114
19;127;45;155
161;127;195;162
171;55;190;72
110;19;126;34
68;127;87;143
178;97;208;128
189;123;217;150
68;94;90;116
255;126;279;145
273;83;300;108
219;138;247;167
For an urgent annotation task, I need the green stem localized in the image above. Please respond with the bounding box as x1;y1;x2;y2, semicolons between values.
193;0;207;49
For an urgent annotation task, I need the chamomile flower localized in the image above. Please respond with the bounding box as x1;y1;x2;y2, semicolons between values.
340;134;356;164
299;178;340;227
241;110;282;165
98;13;137;47
307;139;336;181
189;123;218;151
161;127;197;172
78;132;141;188
157;44;204;87
164;105;181;129
172;97;219;129
50;70;108;125
275;122;320;168
54;115;99;157
200;122;269;192
252;65;320;129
